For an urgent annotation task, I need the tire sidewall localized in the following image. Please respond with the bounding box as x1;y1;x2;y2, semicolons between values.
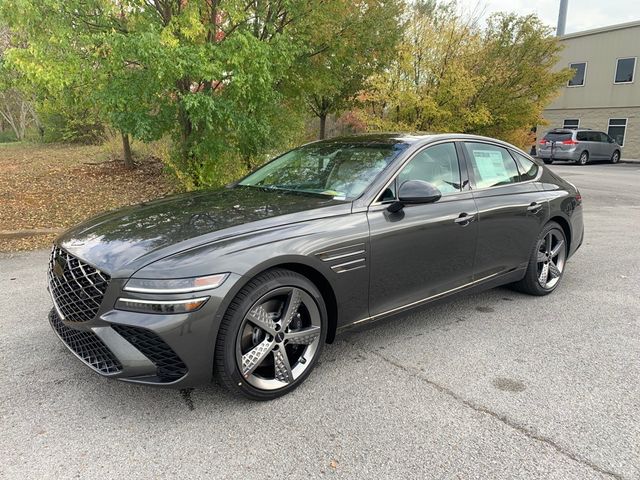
527;223;567;295
611;151;620;163
578;151;588;165
220;270;328;400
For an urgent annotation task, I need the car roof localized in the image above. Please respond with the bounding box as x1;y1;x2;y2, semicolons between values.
312;132;525;149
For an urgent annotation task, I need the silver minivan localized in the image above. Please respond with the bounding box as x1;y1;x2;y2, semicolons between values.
538;128;622;165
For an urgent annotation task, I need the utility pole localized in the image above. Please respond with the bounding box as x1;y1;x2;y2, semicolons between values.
557;0;569;36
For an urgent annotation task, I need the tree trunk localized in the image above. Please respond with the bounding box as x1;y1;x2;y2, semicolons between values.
121;133;134;169
319;113;327;140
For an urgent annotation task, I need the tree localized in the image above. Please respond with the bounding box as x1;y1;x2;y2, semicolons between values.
2;0;399;182
302;0;403;139
0;24;39;141
359;1;573;146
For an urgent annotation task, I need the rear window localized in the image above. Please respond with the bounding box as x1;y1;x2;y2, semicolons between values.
544;132;573;142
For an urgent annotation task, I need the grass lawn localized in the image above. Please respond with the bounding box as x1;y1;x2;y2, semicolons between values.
0;142;175;252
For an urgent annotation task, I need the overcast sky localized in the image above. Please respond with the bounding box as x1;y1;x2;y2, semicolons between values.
456;0;640;34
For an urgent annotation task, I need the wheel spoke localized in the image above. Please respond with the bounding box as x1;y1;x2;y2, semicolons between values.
549;261;561;278
241;337;274;378
538;263;549;285
273;348;293;383
246;305;277;335
550;239;564;258
285;325;321;345
537;251;546;263
280;288;303;330
545;233;553;252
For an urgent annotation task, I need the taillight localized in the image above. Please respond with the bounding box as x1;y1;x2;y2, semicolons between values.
539;139;548;145
562;139;579;145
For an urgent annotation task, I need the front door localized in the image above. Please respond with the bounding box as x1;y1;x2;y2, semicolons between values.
367;142;478;316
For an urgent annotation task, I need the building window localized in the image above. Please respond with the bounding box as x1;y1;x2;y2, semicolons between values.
614;57;636;84
608;119;627;146
563;119;579;129
568;62;586;87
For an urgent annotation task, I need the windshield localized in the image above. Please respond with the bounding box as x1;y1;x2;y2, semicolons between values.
238;141;409;200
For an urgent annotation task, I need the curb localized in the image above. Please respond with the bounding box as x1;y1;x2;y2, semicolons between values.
0;228;62;239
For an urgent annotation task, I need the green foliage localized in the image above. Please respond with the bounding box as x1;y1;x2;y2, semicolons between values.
0;0;572;181
0;1;333;186
301;0;404;138
360;2;573;147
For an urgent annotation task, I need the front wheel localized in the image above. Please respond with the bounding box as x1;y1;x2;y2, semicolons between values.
543;158;553;165
611;150;620;164
215;269;327;400
512;222;567;296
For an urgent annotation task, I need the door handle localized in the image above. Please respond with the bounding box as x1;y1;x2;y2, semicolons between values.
454;213;475;226
527;202;543;213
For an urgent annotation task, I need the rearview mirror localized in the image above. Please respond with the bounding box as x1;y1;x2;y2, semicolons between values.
398;180;442;204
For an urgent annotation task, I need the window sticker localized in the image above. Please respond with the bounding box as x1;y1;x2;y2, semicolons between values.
472;149;506;182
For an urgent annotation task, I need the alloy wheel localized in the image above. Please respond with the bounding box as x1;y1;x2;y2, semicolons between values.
536;230;566;289
612;151;620;163
578;152;588;165
236;286;322;391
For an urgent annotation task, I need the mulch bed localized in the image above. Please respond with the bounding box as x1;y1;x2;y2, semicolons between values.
0;143;175;252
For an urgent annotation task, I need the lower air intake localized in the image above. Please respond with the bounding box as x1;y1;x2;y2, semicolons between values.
49;309;122;374
112;325;188;382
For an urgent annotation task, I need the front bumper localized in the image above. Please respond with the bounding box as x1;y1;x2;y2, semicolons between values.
48;273;242;388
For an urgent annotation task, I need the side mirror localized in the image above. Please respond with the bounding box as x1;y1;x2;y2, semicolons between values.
398;180;442;204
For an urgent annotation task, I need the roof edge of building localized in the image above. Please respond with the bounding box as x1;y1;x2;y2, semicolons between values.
560;20;640;40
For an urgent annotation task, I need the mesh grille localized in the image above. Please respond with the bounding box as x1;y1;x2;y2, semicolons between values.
48;246;110;323
112;325;188;382
49;309;122;374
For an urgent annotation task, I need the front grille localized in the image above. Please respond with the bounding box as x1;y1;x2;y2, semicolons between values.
49;309;122;374
112;325;188;382
48;246;110;323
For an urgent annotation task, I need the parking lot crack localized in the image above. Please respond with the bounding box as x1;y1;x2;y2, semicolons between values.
344;340;624;480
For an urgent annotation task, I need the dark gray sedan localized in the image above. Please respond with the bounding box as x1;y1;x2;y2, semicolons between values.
47;133;583;400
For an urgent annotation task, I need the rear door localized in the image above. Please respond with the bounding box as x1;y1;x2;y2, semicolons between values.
586;131;604;159
462;142;549;279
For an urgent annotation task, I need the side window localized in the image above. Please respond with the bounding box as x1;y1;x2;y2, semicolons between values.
567;62;586;87
511;152;539;181
576;131;588;141
397;143;462;194
598;132;609;143
463;142;520;189
614;57;636;84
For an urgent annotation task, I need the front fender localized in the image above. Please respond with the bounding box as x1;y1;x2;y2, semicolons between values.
132;213;372;328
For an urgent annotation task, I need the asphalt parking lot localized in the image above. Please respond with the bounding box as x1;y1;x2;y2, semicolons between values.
1;162;639;479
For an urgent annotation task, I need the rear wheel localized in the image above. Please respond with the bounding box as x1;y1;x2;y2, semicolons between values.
577;151;589;165
512;222;567;296
215;269;327;400
543;158;553;165
610;150;620;164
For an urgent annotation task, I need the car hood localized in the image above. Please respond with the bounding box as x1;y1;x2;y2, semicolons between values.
57;186;350;277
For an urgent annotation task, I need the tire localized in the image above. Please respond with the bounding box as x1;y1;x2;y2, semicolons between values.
543;158;553;165
577;151;589;165
512;222;568;296
610;150;620;164
215;268;327;400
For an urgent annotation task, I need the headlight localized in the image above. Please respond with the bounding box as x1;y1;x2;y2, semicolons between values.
115;297;209;314
123;273;229;294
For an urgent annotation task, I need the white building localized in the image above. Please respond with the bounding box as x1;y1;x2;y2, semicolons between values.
540;21;640;157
